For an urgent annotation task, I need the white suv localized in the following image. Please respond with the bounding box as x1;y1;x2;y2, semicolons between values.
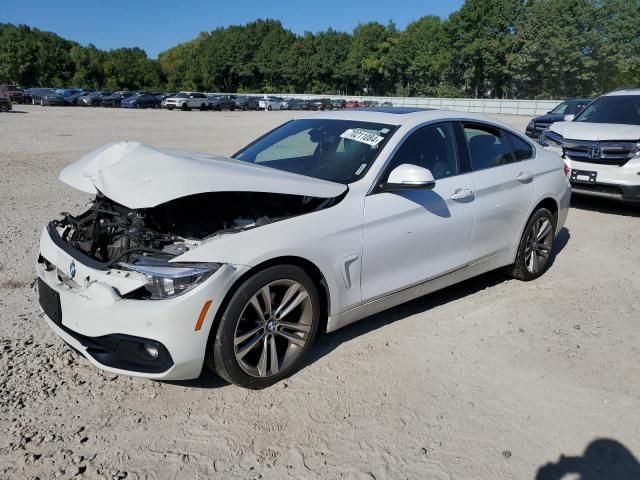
539;89;640;203
163;92;208;111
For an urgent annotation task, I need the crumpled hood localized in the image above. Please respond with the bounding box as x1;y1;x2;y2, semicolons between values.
549;121;640;141
59;141;347;209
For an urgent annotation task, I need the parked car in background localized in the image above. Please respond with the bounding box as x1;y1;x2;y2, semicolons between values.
157;93;176;105
258;96;287;110
207;95;236;111
164;92;208;111
78;91;111;106
37;108;570;388
526;98;592;139
235;96;259;110
0;85;25;103
122;93;161;109
101;91;135;108
0;96;12;112
289;99;310;110
307;98;332;111
345;100;360;109
539;89;640;203
40;91;67;106
57;89;87;106
331;99;346;109
24;88;55;105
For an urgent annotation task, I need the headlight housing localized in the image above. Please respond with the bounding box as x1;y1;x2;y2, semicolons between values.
119;256;220;299
527;120;534;128
538;130;564;148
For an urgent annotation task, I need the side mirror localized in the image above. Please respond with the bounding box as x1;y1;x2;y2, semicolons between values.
382;164;435;192
564;114;575;121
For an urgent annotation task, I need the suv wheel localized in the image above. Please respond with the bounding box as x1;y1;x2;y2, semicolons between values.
181;103;189;111
208;265;320;389
506;208;556;281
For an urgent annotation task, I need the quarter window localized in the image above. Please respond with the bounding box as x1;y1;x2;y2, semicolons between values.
463;125;515;170
506;132;534;161
384;122;460;181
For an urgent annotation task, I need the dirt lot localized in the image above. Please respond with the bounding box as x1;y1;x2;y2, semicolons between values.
1;105;639;480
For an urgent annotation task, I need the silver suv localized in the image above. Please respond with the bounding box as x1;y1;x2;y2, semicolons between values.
539;89;640;203
163;92;208;111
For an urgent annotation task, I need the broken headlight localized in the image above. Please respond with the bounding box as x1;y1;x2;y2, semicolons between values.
119;256;220;299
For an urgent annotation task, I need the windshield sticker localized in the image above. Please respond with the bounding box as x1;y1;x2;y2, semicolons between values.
380;128;390;134
340;129;385;147
355;163;367;176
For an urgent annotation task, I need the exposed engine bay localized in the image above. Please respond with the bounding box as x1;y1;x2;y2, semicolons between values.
53;191;340;266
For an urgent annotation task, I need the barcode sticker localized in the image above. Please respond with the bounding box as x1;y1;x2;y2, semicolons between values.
340;129;385;146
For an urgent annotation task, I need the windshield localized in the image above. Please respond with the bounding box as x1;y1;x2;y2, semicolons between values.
550;102;569;115
234;119;396;184
174;93;188;98
574;95;640;125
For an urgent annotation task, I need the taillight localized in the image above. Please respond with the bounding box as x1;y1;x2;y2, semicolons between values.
563;163;571;177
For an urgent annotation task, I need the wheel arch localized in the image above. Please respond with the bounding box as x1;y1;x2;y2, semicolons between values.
203;255;331;372
533;197;559;230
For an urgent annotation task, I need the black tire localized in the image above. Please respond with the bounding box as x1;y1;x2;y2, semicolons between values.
267;105;272;111
200;103;207;111
181;102;189;111
208;265;321;389
0;104;8;112
506;207;556;281
134;103;140;109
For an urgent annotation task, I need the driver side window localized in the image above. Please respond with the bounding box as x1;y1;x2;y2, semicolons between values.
384;122;460;181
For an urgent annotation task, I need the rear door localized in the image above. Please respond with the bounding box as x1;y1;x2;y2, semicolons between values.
460;122;536;262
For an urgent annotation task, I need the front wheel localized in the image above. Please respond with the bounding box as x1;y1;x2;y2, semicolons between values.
506;208;556;281
209;265;320;389
181;103;189;111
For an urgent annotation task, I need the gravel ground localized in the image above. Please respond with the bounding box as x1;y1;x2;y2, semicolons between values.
1;105;639;480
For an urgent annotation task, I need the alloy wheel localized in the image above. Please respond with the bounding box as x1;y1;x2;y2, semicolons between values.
524;217;553;274
233;279;313;378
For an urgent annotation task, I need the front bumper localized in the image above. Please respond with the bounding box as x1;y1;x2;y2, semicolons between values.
36;226;242;380
544;146;640;203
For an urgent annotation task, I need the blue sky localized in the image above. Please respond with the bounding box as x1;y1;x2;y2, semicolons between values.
3;0;464;58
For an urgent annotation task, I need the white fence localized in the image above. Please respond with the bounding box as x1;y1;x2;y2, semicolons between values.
227;92;561;116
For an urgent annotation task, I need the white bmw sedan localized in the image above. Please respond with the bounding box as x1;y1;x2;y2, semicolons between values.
37;108;570;388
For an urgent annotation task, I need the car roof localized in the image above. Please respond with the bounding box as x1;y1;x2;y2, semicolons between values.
302;108;519;131
603;88;640;97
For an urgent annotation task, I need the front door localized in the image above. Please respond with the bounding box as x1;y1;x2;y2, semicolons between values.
361;122;476;301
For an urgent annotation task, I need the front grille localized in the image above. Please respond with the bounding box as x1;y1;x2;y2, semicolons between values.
563;139;639;166
571;182;624;196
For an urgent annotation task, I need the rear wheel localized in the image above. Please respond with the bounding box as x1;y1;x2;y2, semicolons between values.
0;103;8;112
506;208;555;281
200;103;207;111
209;265;320;389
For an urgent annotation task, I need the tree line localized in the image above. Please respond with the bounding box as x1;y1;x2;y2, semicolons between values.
1;0;638;99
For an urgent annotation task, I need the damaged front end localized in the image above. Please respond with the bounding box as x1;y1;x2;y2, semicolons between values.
48;191;340;299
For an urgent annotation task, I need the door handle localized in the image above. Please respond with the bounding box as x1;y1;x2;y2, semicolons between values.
517;171;534;183
450;188;475;201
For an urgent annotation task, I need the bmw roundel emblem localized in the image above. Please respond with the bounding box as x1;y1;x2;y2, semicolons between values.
68;261;76;279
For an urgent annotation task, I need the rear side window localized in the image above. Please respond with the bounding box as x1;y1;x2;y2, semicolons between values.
463;124;515;170
506;132;534;160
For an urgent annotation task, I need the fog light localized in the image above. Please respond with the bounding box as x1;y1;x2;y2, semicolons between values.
144;344;159;360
